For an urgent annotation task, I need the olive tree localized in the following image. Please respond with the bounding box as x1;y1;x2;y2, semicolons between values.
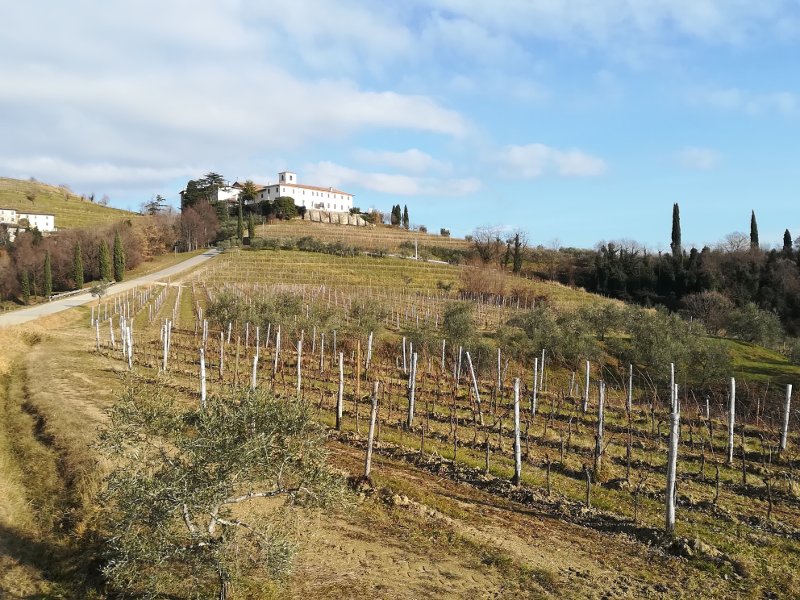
99;381;346;599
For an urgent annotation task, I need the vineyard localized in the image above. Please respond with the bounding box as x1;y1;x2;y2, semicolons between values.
257;220;469;254
86;248;800;597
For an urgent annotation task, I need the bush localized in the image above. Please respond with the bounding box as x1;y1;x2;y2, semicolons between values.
99;381;346;598
727;303;783;347
440;228;451;237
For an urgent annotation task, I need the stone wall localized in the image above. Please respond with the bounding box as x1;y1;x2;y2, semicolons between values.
302;210;367;227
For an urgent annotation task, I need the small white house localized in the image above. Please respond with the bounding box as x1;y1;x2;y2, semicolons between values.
0;208;56;240
19;212;56;232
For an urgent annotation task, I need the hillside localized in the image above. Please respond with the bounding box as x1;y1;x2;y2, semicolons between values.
258;218;470;255
0;177;139;230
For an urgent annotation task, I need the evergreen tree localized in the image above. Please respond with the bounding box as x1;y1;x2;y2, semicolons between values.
670;203;681;257
512;233;523;274
73;242;84;289
113;232;126;282
750;210;759;249
20;271;30;304
390;204;400;226
247;212;255;240
99;239;112;281
783;229;793;258
402;205;409;230
43;250;52;297
237;201;244;241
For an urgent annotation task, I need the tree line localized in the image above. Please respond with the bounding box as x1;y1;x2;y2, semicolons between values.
1;214;178;304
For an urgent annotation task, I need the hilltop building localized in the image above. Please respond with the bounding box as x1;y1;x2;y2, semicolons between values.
182;171;354;213
234;171;354;213
0;208;56;241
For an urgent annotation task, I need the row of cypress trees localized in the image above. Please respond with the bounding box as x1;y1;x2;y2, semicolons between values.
21;231;127;304
72;231;126;289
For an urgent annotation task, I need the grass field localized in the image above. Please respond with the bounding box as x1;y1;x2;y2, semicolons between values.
0;177;139;230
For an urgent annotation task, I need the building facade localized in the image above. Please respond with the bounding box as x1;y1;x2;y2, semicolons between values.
0;208;56;241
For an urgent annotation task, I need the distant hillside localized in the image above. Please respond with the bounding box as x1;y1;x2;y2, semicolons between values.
0;177;139;230
258;218;470;254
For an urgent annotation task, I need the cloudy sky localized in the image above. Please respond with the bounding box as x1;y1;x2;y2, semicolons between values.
2;0;799;248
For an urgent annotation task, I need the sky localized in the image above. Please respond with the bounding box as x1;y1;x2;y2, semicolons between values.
1;0;799;250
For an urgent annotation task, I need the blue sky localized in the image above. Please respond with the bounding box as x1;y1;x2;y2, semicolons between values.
1;1;799;249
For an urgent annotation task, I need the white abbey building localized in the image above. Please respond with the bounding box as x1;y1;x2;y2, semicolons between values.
245;171;354;213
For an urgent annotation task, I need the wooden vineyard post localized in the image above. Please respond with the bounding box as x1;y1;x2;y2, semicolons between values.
219;332;224;380
126;326;133;370
336;352;344;431
356;340;361;403
95;319;100;352
465;351;484;426
296;339;303;397
273;326;281;379
727;377;736;465
670;362;677;412
364;381;379;479
407;352;418;429
781;383;793;453
665;396;681;535
531;357;539;418
251;354;258;390
540;349;546;392
627;364;633;414
583;360;590;413
594;381;605;478
365;331;373;373
512;378;522;486
199;347;207;410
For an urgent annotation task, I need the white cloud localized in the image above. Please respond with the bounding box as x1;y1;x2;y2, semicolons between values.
0;156;198;188
305;162;481;196
352;149;451;174
0;1;470;196
692;87;800;115
495;144;607;179
676;147;721;170
424;0;795;46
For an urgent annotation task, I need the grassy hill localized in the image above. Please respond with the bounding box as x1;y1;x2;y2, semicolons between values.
258;218;470;254
0;177;139;230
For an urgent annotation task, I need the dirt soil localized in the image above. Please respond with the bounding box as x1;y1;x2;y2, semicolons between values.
288;443;740;599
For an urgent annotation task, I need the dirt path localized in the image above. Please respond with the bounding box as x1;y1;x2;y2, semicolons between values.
0;248;219;327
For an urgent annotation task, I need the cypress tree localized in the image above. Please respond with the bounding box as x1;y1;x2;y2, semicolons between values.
402;205;409;230
247;212;255;240
237;201;244;241
99;239;112;281
20;271;30;304
390;204;400;226
73;242;84;289
783;229;793;258
43;250;52;297
512;233;523;274
113;232;126;282
670;203;681;257
750;210;759;249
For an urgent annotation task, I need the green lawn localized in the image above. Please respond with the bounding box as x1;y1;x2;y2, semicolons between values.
722;337;800;383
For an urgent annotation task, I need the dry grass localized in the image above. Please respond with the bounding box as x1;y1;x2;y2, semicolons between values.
0;177;139;230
